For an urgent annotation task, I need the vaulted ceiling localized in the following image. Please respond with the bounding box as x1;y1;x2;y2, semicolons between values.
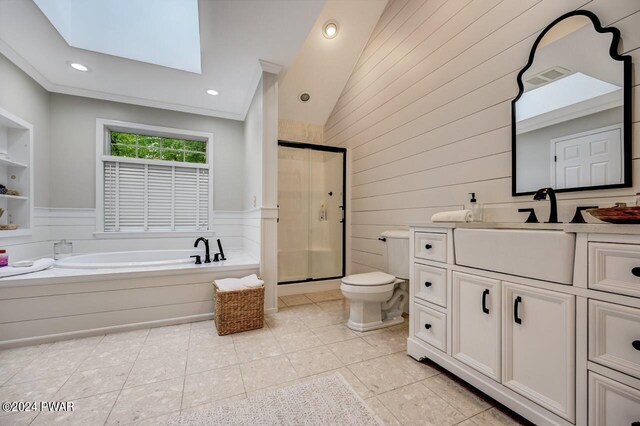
278;0;388;126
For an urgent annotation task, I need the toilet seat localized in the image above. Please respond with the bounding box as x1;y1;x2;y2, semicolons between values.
341;271;395;286
340;281;395;295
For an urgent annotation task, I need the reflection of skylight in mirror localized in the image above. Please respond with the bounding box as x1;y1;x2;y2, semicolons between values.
34;0;201;73
516;72;621;122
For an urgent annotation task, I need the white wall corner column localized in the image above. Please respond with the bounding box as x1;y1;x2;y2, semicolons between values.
258;61;281;312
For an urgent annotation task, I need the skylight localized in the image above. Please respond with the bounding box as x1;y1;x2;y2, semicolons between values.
516;72;621;122
34;0;202;73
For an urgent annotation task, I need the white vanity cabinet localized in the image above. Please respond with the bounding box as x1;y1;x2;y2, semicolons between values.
408;223;640;426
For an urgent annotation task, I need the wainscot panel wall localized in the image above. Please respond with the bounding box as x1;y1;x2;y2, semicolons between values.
324;0;640;274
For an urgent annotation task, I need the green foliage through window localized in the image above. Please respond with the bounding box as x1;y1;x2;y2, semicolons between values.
110;131;207;164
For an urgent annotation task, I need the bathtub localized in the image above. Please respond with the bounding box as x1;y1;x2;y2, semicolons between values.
55;249;204;269
0;249;260;348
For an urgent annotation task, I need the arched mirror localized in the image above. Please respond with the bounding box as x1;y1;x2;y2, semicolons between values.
512;10;632;195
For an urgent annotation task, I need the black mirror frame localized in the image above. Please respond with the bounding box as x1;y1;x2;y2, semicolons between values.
511;10;632;196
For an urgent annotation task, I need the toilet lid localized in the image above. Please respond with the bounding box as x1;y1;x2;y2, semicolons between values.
342;271;396;286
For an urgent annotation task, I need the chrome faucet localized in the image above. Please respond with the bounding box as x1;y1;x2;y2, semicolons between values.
533;187;560;223
194;237;211;263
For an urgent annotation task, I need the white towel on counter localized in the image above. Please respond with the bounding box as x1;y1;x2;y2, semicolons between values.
215;274;264;292
0;258;55;279
431;210;473;223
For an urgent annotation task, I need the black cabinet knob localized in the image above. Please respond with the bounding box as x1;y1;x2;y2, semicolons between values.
424;282;432;288
632;340;640;351
631;422;640;426
424;324;432;330
632;267;640;277
425;244;432;250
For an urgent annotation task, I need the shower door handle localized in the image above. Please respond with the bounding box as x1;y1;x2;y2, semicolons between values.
339;205;345;223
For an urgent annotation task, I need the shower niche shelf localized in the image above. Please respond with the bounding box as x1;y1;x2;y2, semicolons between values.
0;108;33;237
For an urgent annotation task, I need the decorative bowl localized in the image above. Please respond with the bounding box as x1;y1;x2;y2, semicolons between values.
587;205;640;224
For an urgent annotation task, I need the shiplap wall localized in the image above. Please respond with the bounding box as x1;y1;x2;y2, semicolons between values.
324;0;640;274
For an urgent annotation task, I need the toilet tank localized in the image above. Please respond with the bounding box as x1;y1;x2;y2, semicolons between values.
380;230;410;279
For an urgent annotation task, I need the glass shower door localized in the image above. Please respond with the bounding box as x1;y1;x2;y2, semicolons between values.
278;143;345;284
278;146;311;282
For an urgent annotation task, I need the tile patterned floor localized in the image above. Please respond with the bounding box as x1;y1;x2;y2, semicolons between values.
0;289;529;425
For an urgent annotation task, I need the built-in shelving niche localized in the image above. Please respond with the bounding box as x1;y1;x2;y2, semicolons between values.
0;108;33;237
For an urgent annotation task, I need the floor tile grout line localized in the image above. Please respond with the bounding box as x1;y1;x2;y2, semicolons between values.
233;331;248;409
102;328;149;425
179;324;193;412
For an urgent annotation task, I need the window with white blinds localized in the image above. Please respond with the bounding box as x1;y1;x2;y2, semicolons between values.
104;161;210;232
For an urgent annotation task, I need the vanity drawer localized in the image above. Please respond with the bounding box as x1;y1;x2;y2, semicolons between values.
589;300;640;379
414;232;447;263
588;372;640;426
413;302;447;352
589;242;640;298
413;263;447;307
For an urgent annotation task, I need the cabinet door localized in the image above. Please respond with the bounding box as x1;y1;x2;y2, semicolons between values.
452;272;501;381
502;282;575;422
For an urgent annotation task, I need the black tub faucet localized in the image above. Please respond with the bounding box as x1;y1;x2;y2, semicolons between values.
194;237;211;263
533;187;560;223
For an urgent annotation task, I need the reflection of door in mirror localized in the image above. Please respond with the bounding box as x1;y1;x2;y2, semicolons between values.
513;11;631;195
551;124;622;189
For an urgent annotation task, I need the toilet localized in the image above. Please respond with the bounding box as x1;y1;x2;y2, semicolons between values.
341;230;409;332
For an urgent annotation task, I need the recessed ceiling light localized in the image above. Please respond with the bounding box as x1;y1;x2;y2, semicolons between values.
206;89;219;96
323;20;339;39
69;62;89;72
299;92;311;102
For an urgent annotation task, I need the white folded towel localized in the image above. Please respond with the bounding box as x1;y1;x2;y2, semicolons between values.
431;210;473;223
215;274;264;292
0;258;55;279
238;274;263;288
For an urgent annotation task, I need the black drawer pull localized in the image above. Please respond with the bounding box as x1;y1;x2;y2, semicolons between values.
424;244;432;250
482;289;490;314
632;267;640;277
631;422;640;426
633;340;640;351
424;281;432;288
514;296;522;324
424;323;432;330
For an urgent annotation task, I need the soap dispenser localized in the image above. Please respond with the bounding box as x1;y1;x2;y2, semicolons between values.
468;193;483;222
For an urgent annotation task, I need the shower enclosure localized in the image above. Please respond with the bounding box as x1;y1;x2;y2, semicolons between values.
278;141;346;284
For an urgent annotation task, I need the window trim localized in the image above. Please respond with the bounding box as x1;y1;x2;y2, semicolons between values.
95;119;214;234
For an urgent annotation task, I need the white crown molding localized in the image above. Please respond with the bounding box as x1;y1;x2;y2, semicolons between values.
49;83;245;121
258;59;283;75
0;39;52;91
